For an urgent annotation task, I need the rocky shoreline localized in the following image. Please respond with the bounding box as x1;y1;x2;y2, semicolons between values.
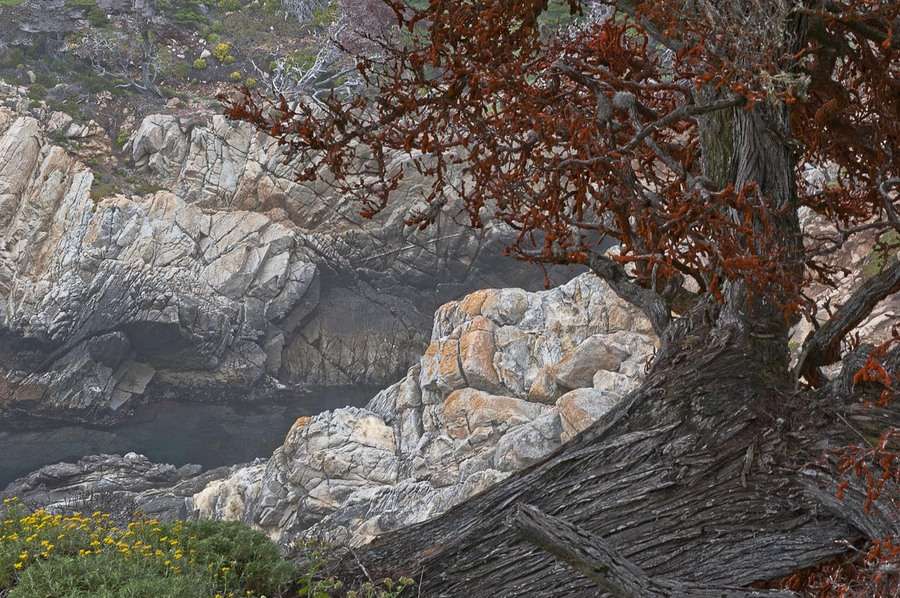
4;273;659;550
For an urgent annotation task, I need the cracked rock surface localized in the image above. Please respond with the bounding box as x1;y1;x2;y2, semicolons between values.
191;273;657;547
0;95;558;422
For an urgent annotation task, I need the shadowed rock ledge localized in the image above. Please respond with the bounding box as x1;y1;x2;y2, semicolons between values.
0;87;568;424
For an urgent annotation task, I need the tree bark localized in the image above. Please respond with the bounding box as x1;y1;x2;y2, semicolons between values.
334;333;895;596
511;503;795;597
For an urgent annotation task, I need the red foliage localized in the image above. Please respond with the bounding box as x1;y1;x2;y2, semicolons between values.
854;326;900;407
795;332;900;596
770;536;899;597
223;0;898;324
221;1;900;593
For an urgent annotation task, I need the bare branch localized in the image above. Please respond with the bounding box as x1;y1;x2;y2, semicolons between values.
795;260;900;385
512;503;796;597
623;97;746;151
588;252;671;337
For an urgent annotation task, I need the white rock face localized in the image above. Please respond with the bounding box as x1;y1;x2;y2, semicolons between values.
0;113;318;419
192;273;658;546
0;92;561;419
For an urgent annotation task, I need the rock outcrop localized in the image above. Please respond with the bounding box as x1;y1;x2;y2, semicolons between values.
125;110;561;387
0;112;319;421
0;452;241;523
0;87;562;423
192;273;657;547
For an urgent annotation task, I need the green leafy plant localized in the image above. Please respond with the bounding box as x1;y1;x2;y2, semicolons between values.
229;70;243;82
311;1;339;29
863;230;900;279
212;42;232;62
192;57;208;70
26;83;47;101
115;129;130;148
0;499;297;597
65;0;109;27
157;0;208;28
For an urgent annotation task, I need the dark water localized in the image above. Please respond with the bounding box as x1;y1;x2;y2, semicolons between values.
0;387;375;488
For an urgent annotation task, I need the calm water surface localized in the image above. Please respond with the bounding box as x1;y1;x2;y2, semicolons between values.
0;387;375;487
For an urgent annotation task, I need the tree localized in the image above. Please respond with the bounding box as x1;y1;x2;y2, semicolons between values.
261;0;397;101
69;0;161;95
225;0;899;594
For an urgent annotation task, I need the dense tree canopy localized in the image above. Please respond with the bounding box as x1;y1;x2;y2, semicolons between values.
227;0;897;366
225;1;899;594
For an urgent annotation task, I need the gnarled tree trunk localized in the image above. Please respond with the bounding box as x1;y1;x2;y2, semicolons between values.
335;331;896;595
329;105;899;595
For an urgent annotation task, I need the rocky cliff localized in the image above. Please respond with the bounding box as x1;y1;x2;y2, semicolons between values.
4;259;893;548
0;83;562;423
3;273;656;545
190;273;657;547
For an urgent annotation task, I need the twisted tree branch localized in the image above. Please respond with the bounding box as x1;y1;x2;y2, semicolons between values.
512;503;796;597
795;260;900;386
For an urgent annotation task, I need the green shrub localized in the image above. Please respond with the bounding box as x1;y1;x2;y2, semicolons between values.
0;1;26;9
0;47;25;69
285;49;318;71
26;83;47;101
217;0;242;10
223;54;236;65
311;1;339;29
229;70;242;82
0;500;297;598
158;0;208;27
207;32;221;44
192;57;207;70
212;41;232;62
90;179;119;202
244;77;258;89
115;129;130;148
863;230;900;278
65;0;109;27
261;0;280;13
167;61;191;80
10;556;209;598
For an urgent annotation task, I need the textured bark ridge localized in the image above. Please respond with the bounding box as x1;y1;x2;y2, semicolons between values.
511;504;792;597
334;328;897;596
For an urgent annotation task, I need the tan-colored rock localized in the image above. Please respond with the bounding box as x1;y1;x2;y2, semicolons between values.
526;366;560;403
459;316;500;391
443;388;547;442
557;388;620;442
291;416;312;433
458;289;492;316
554;334;630;389
420;339;467;392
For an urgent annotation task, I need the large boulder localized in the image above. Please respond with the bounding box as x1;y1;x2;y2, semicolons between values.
191;273;658;547
0;452;240;523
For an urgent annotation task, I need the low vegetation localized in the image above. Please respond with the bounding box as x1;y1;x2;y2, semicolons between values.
0;498;415;597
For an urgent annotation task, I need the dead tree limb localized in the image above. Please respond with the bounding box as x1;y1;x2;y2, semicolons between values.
512;503;796;598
